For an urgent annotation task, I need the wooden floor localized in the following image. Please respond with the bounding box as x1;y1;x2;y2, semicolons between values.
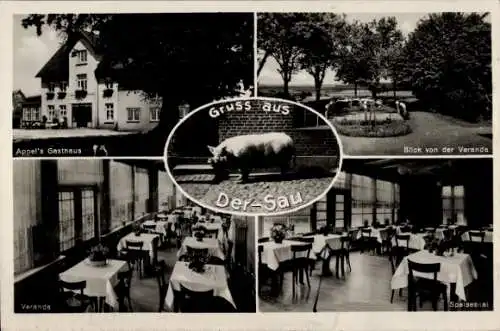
258;251;491;312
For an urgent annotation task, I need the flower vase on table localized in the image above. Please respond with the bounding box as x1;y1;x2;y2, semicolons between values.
192;224;206;241
270;223;287;244
88;244;109;267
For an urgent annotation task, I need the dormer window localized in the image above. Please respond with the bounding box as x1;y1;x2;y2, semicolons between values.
75;50;88;65
48;83;55;92
59;82;68;92
105;82;113;89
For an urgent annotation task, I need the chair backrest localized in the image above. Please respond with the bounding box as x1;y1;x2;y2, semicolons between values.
186;246;209;257
348;229;359;241
395;234;410;248
125;240;144;250
361;228;372;236
180;284;214;300
258;237;269;243
291;243;312;259
143;224;156;231
407;260;440;282
469;231;485;242
59;279;87;294
295;237;314;244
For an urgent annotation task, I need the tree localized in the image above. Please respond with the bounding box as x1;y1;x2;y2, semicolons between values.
258;13;307;97
336;18;404;99
336;21;374;97
296;13;348;101
21;13;254;154
402;13;491;121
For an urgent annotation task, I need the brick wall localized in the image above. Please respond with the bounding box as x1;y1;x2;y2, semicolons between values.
169;99;340;162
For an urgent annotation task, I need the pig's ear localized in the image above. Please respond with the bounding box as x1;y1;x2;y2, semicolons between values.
207;145;216;155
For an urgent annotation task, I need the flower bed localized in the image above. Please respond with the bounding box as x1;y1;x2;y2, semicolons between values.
333;114;412;137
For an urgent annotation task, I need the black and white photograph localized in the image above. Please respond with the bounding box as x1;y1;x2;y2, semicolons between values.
258;158;493;312
257;12;492;156
13;158;256;313
12;13;253;157
165;97;342;215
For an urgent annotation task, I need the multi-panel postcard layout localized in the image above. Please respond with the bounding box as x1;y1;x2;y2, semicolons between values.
8;5;495;325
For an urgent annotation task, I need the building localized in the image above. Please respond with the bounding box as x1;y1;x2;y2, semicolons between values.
35;31;162;131
20;95;42;128
12;90;26;128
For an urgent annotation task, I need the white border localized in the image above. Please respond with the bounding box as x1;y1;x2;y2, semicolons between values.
163;96;344;217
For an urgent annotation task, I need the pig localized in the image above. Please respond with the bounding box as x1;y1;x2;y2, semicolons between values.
207;132;296;183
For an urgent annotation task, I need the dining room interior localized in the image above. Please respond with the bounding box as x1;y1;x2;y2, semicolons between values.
13;158;256;313
257;158;493;312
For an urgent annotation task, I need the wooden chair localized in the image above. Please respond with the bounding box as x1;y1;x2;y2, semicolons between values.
360;228;376;254
407;260;447;311
205;229;219;239
116;269;133;312
186;246;209;258
58;280;93;313
177;284;214;313
468;231;485;243
288;243;312;298
155;260;168;312
125;241;146;279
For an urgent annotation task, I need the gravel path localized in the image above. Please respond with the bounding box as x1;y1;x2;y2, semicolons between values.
174;173;335;214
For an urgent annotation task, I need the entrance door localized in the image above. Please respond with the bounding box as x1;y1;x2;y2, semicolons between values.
72;103;92;128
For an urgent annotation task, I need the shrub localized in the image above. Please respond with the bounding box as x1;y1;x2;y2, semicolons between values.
333;118;412;137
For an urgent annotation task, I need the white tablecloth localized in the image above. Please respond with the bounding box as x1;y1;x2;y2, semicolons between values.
391;250;477;301
259;239;316;271
117;232;160;262
461;231;493;243
357;227;390;243
303;234;346;253
157;213;179;224
178;237;225;260
142;220;171;236
165;261;235;311
59;259;128;309
193;222;224;240
391;233;427;251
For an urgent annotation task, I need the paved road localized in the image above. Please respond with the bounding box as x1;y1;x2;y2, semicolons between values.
337;111;492;156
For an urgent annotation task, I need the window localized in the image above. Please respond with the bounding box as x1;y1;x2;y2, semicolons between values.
48;83;55;92
376;180;394;225
178;103;190;119
150;107;160;122
23;108;30;121
76;50;87;64
48;105;55;120
261;207;311;237
81;189;96;241
442;185;465;224
351;174;374;227
58;188;98;252
77;74;87;90
60;82;68;91
105;103;114;122
335;194;345;228
59;105;67;118
127;107;141;122
105;81;113;89
59;191;76;251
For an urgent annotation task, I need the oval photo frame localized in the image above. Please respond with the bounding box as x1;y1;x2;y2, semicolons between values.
164;97;344;216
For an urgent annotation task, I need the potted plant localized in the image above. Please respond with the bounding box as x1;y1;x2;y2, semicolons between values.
88;243;109;267
133;223;142;236
270;223;287;244
46;92;55;100
192;224;206;241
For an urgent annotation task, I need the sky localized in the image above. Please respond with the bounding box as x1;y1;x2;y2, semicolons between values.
13;15;63;96
259;13;435;86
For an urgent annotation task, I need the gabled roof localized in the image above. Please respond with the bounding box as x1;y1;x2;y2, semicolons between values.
35;30;101;81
